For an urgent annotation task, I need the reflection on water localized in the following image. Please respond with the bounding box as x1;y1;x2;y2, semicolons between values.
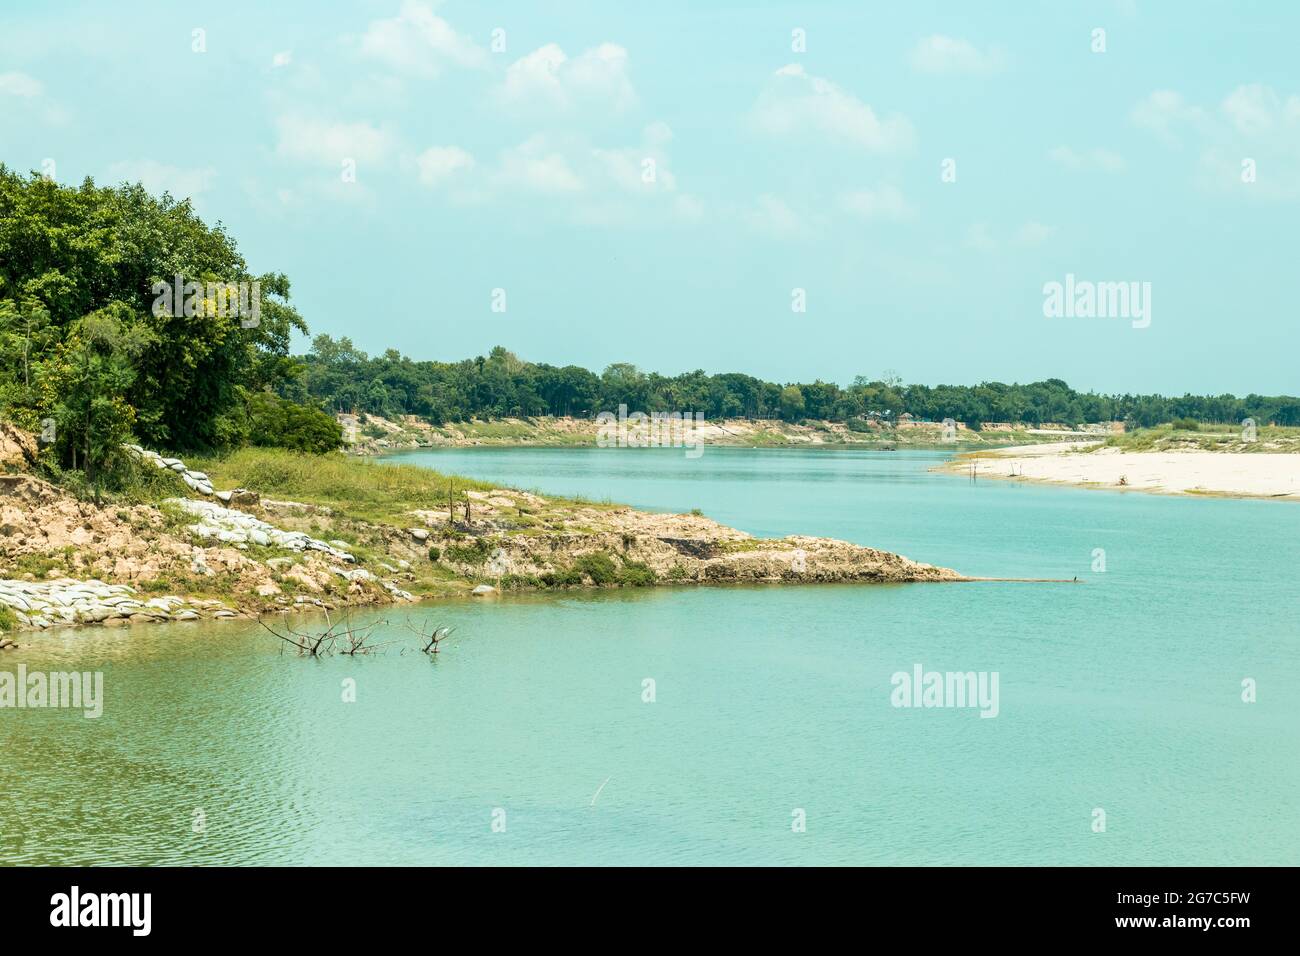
3;448;1298;865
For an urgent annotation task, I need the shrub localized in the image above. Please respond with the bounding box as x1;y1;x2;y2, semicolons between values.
246;392;343;453
499;573;541;590
541;568;582;587
444;537;492;564
1171;417;1199;432
572;552;617;585
47;449;184;504
427;546;441;562
616;560;656;587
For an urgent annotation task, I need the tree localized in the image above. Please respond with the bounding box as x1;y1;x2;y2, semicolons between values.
245;392;342;453
779;385;805;421
38;304;154;486
0;165;306;455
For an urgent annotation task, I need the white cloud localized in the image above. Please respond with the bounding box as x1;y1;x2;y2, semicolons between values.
752;64;912;153
0;71;42;97
963;221;1054;252
746;195;816;240
417;124;695;226
840;185;913;220
1133;84;1300;198
964;223;998;253
910;36;1005;75
1130;90;1206;143
1016;221;1056;244
495;135;584;193
496;42;636;115
271;50;293;69
416;145;475;186
357;0;487;76
274;114;397;167
672;194;705;224
105;160;216;199
591;125;678;195
1048;146;1125;172
1221;83;1300;135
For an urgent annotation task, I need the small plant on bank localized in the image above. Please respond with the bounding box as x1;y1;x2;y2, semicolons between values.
572;552;618;585
615;560;656;587
443;537;492;565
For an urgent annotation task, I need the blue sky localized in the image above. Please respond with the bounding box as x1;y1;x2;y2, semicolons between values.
2;0;1297;394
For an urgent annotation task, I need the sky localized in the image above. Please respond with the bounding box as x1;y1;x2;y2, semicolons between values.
1;0;1297;396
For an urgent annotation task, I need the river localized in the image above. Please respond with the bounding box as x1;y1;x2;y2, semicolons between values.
2;447;1296;865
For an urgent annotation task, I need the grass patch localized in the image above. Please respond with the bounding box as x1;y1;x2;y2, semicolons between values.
3;548;77;579
443;536;493;565
0;604;18;631
45;453;188;506
187;447;499;526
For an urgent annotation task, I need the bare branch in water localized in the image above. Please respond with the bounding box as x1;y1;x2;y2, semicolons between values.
402;618;454;655
260;611;392;657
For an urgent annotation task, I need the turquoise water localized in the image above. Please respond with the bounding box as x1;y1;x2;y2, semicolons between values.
2;447;1297;865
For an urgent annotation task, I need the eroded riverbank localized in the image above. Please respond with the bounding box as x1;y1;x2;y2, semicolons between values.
0;441;969;638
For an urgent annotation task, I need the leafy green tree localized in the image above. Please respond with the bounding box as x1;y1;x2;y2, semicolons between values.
0;165;306;455
38;304;154;485
779;385;805;420
245;391;342;453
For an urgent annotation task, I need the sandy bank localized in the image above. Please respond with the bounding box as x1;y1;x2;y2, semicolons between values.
945;442;1300;500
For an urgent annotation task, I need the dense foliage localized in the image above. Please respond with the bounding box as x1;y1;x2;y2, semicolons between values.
297;338;1300;429
4;163;1295;489
245;392;343;454
0;166;339;480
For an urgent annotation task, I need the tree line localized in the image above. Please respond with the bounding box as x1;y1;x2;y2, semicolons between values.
4;164;1295;495
292;338;1300;430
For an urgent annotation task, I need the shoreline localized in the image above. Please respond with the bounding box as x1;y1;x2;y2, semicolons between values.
342;412;1098;456
941;442;1300;501
1;442;977;639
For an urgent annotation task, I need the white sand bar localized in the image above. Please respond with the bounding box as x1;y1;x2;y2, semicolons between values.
949;442;1300;500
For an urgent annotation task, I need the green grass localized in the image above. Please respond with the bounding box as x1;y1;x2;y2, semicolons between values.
3;548;78;580
443;536;493;565
187;447;499;525
0;604;18;632
45;453;189;506
188;447;626;527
